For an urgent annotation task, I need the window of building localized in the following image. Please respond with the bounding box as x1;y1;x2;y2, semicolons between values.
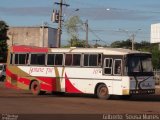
30;53;45;65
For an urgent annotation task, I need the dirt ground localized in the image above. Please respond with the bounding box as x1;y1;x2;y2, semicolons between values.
0;82;160;120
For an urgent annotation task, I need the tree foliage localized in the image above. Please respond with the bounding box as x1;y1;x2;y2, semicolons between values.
0;20;8;62
64;16;86;47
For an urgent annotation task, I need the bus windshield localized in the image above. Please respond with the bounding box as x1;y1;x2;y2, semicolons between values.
126;54;153;76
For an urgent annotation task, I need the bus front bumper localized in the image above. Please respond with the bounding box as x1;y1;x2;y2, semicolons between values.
130;89;155;95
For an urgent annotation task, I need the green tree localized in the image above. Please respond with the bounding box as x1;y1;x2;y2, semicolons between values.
0;20;8;62
64;16;86;47
111;39;132;49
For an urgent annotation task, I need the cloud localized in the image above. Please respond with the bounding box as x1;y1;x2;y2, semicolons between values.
0;7;52;16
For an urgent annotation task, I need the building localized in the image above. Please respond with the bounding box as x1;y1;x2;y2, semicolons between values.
151;23;160;43
7;26;57;47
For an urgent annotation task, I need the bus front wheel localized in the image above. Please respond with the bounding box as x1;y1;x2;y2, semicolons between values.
30;81;41;95
96;84;110;100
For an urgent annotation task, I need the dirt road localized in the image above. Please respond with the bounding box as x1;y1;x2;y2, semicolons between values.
0;82;160;120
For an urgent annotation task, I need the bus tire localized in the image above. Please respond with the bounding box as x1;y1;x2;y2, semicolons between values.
96;84;110;100
30;81;41;95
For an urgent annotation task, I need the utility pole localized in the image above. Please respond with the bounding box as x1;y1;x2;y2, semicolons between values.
118;28;141;51
42;22;45;47
55;0;69;48
132;34;135;51
93;40;100;48
85;20;88;48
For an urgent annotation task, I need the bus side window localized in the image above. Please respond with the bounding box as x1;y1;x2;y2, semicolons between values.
72;54;81;66
55;54;63;66
65;54;72;66
114;59;122;75
89;54;98;66
98;54;102;66
10;53;13;64
103;58;113;75
25;53;29;64
30;54;45;65
84;54;100;67
15;53;28;65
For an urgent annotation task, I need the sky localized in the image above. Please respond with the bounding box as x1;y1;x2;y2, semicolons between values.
1;0;160;46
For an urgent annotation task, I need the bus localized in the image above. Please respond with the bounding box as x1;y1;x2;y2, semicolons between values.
5;45;155;99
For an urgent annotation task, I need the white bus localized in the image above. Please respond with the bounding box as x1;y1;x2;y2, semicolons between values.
6;45;155;99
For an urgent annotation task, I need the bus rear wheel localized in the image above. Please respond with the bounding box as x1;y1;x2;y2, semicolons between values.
30;81;41;95
96;84;110;100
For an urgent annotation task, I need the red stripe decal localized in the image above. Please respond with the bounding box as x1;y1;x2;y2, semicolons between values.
65;74;82;93
12;45;48;53
37;77;57;91
18;78;30;85
37;77;56;85
40;83;55;92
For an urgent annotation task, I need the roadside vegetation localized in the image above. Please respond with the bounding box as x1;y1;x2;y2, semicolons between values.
0;20;8;63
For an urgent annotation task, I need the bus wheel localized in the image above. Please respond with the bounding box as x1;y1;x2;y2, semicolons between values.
30;81;41;95
96;84;110;100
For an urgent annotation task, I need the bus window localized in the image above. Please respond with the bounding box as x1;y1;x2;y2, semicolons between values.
127;55;153;74
65;54;72;66
89;55;98;66
10;53;13;64
114;59;122;75
103;58;113;75
72;54;81;66
98;54;102;66
47;54;63;66
84;54;89;66
84;54;99;67
30;54;45;65
47;54;55;65
65;54;81;66
55;54;63;66
14;53;29;65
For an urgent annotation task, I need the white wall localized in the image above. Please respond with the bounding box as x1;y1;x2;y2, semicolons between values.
151;23;160;43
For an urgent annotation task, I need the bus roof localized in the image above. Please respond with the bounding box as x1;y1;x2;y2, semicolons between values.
10;45;150;55
50;47;150;55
